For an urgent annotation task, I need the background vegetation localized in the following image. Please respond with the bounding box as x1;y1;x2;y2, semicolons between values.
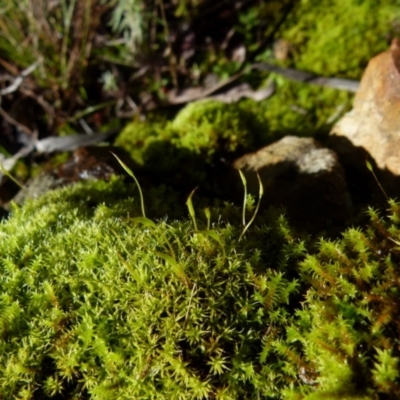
1;0;398;147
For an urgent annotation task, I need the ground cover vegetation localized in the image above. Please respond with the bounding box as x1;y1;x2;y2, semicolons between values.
1;0;400;398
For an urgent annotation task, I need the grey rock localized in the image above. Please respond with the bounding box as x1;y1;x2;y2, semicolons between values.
231;136;352;232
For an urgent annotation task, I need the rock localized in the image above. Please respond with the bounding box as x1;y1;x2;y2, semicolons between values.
232;136;352;232
329;39;400;196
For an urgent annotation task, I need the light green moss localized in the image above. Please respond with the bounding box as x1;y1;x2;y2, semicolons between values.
0;178;306;399
114;119;171;166
170;99;255;157
280;0;399;79
116;100;263;166
3;173;400;398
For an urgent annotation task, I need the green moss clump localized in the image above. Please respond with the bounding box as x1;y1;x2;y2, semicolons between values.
281;0;399;79
0;178;308;399
169;99;258;158
238;80;354;140
115;100;269;193
114;119;170;167
4;156;400;398
116;100;264;164
282;200;400;399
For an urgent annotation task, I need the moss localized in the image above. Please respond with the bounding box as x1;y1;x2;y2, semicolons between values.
238;79;354;141
5;168;400;398
115;100;270;195
116;100;264;163
280;0;399;79
245;0;400;140
117;86;352;177
169;99;257;157
282;201;400;399
0;178;307;399
114;119;171;167
116;1;399;172
3;2;400;398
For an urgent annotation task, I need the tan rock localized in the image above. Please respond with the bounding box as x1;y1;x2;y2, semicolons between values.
330;39;400;177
